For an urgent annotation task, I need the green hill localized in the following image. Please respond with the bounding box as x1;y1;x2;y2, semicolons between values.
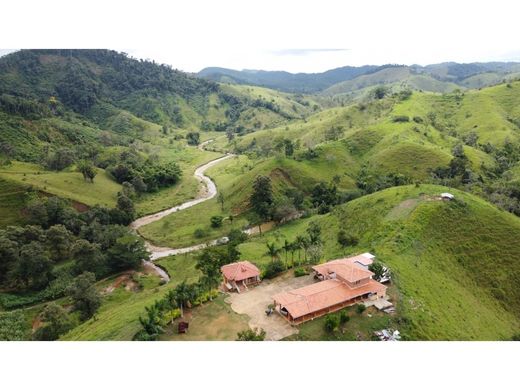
237;184;520;340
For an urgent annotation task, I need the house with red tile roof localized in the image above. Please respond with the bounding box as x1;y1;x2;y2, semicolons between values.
273;253;386;324
221;261;261;293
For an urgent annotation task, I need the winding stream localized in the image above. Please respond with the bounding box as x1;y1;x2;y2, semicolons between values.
132;141;235;282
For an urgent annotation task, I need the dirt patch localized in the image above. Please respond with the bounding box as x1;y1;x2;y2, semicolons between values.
269;167;298;188
102;272;139;294
226;273;316;340
385;198;420;221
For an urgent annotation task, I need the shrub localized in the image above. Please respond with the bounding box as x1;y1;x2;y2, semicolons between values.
392;115;410;123
324;314;340;333
262;260;285;279
412;116;423;123
356;303;366;314
339;311;350;324
294;267;308;277
236;328;266;341
194;228;207;239
210;215;223;228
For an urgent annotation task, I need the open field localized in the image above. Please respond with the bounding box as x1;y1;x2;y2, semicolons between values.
0;161;121;207
160;295;250;341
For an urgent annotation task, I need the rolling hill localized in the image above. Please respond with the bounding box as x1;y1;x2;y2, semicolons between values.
236;184;520;340
198;62;520;95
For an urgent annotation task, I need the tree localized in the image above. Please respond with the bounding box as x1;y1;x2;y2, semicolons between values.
295;235;308;265
45;224;72;262
186;131;200;146
45;147;75;171
67;272;101;321
337;230;359;249
196;250;221;296
369;262;385;280
307;243;323;265
282;239;291;268
324;125;344;141
210;215;223;228
250;175;274;221
217;192;225;211
0;310;28;341
131;175;147;193
283;139;294;157
172;281;197;317
372;86;388;100
107;234;149;272
72;239;107;277
0;236;19;284
265;242;281;263
32;303;73;341
306;221;322;245
311;182;337;211
14;242;53;289
25;198;49;227
77;160;97;182
324;314;339;333
236;328;266;341
134;303;164;341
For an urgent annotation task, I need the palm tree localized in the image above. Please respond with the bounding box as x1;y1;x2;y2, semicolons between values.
283;239;291;268
264;242;281;263
138;303;164;340
173;281;196;317
295;235;307;266
289;242;297;268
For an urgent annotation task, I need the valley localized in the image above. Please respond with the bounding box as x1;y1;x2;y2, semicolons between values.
1;49;520;342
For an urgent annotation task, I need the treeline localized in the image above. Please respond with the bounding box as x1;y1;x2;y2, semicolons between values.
0;50;219;115
0;195;148;308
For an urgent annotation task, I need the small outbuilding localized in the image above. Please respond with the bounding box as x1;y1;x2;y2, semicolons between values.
221;261;261;293
441;192;455;200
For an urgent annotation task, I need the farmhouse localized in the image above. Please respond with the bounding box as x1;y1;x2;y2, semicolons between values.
273;254;386;324
221;261;261;293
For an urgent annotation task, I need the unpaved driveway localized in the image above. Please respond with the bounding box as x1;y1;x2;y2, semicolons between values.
226;273;315;340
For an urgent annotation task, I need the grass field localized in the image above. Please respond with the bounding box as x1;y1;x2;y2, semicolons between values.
135;146;221;215
0;161;121;207
159;295;250;341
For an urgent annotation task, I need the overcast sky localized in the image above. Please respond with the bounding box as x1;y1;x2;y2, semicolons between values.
2;0;520;73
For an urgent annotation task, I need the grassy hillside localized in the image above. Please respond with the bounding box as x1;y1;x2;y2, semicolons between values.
0;162;122;207
138;149;358;248
0;178;29;227
322;66;460;97
237;184;520;340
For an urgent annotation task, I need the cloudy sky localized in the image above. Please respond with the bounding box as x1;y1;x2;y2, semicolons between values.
2;0;520;73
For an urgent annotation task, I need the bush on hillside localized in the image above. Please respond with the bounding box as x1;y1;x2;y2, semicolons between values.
210;215;223;228
392;115;410;123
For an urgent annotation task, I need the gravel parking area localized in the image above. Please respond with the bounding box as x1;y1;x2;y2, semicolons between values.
226;273;315;340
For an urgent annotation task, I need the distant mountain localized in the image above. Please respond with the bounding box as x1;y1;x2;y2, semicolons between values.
198;62;520;95
198;65;383;93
